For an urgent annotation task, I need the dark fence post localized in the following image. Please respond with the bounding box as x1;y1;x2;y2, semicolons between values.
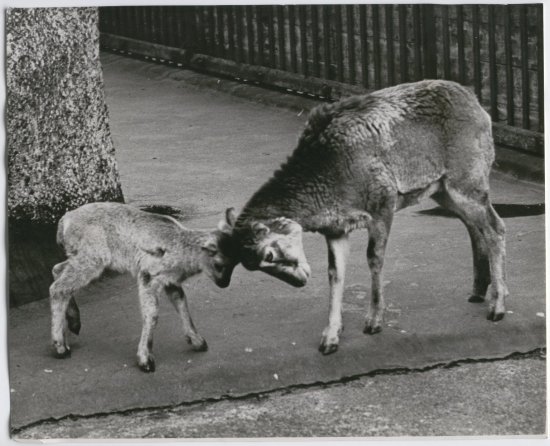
421;5;437;79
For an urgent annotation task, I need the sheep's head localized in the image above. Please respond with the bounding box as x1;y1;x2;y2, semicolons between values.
236;216;311;287
201;208;239;288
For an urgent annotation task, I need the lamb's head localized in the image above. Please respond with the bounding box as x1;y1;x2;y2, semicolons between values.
235;216;311;287
201;209;240;288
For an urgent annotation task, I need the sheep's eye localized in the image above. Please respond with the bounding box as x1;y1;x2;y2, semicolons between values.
265;251;274;262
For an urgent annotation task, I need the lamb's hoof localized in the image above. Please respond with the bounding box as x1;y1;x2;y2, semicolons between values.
67;318;81;335
487;310;505;322
53;347;71;359
192;338;208;352
139;357;156;373
363;324;382;335
318;342;339;355
468;294;485;303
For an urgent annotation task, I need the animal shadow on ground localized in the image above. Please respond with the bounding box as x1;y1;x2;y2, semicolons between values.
418;203;545;219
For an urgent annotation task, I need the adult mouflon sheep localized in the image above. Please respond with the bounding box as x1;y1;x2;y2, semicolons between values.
49;203;238;372
227;79;507;355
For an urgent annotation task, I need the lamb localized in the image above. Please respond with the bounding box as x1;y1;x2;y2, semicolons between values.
227;79;508;355
49;203;238;372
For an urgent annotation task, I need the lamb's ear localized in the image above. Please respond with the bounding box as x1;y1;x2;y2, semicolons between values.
225;207;237;227
218;208;237;233
252;222;270;238
201;238;218;256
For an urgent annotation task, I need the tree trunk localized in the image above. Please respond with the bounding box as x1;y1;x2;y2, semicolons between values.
7;8;124;306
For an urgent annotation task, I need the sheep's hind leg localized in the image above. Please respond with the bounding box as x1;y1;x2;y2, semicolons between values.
432;192;491;303
165;284;208;352
49;259;103;358
136;275;161;372
319;234;349;355
52;260;82;334
364;214;393;335
441;184;507;320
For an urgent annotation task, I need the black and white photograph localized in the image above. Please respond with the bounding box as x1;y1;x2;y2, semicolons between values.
5;2;546;441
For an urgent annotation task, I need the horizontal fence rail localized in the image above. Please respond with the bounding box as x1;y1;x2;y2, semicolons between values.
99;4;544;155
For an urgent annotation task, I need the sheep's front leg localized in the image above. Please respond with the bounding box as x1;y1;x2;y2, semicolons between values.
319;234;349;355
137;275;160;372
364;216;392;334
165;284;208;352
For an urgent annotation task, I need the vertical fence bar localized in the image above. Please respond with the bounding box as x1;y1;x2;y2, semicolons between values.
276;6;286;71
488;5;498;121
472;5;482;99
235;7;244;63
359;4;369;88
207;7;216;55
226;7;236;61
335;5;344;82
257;6;265;66
385;5;395;85
289;6;298;73
520;5;530;129
158;7;168;46
442;6;451;79
216;7;226;58
322;5;332;80
504;6;514;126
398;5;408;83
456;5;466;84
413;5;422;80
246;6;255;65
175;6;184;49
537;5;544;133
267;6;276;67
422;5;437;78
312;6;321;77
346;5;356;84
372;5;382;88
299;5;309;76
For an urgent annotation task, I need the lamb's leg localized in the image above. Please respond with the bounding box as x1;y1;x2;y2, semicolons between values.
319;234;349;355
49;259;103;358
136;275;160;372
364;215;393;334
165;284;208;352
443;186;508;320
52;260;81;334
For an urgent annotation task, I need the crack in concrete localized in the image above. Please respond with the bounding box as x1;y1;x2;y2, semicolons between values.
11;347;545;435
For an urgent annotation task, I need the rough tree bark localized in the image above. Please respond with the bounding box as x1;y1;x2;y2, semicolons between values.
7;8;124;306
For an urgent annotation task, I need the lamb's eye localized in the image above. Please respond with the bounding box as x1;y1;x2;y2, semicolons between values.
265;251;274;262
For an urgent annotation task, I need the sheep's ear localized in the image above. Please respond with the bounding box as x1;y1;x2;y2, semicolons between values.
252;222;270;238
225;207;237;227
201;238;218;256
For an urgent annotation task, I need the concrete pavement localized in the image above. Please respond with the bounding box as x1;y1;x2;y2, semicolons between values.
9;53;546;439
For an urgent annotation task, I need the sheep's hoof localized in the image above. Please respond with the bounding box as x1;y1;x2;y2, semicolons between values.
139;357;156;373
468;294;485;303
487;310;505;322
192;338;208;352
53;347;71;359
363;324;382;335
318;342;338;355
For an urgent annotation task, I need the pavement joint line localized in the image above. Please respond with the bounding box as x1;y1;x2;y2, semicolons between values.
11;348;545;435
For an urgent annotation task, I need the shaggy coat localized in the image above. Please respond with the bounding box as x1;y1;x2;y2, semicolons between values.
232;79;507;354
49;202;237;372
